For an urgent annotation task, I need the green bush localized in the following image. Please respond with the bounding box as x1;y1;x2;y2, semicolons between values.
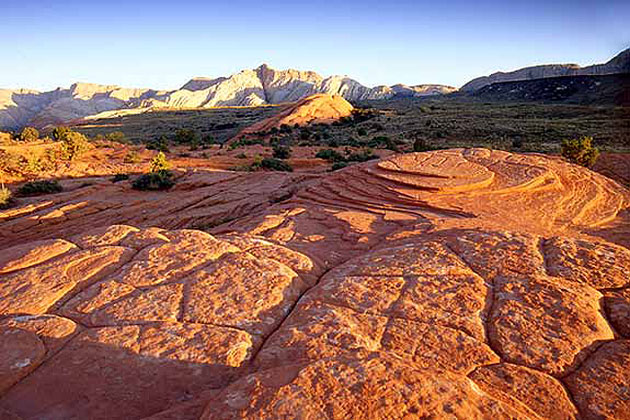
18;127;39;142
561;136;599;168
0;184;13;209
316;149;345;162
105;131;127;143
150;152;170;172
174;129;199;144
132;170;175;191
272;146;291;159
346;149;378;163
58;130;90;161
259;158;293;172
330;162;348;171
17;180;63;196
111;174;130;183
146;136;170;152
124;151;141;164
413;138;432;152
52;127;71;141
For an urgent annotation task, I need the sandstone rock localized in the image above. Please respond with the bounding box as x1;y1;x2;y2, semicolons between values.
565;340;630;420
237;94;354;136
544;236;630;289
469;363;579;420
0;239;76;274
605;288;630;337
0;323;258;420
0;246;135;315
0;148;629;419
201;357;532;419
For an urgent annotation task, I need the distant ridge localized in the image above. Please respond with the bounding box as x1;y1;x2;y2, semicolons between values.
0;65;455;130
461;48;630;92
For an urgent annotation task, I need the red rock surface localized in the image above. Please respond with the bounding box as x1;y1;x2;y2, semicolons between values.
236;93;354;137
0;149;629;419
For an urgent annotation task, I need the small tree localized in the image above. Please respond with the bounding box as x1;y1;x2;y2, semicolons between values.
59;131;90;161
150;152;169;173
272;145;291;160
52;126;71;141
18;127;39;142
561;136;599;168
174;129;199;144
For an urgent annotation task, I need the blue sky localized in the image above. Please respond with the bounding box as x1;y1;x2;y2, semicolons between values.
1;0;628;91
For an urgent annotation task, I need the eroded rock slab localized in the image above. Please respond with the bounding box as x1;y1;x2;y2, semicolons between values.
565;340;630;420
0;323;259;420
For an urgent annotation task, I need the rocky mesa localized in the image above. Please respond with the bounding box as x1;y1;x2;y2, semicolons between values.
0;148;629;419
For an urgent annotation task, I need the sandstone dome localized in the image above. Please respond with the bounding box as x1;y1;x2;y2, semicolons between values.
0;149;629;419
239;93;354;135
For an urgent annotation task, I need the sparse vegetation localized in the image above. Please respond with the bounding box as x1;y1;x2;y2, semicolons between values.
105;131;127;144
0;184;13;209
17;180;63;196
132;152;174;191
146;136;170;153
150;151;170;172
272;145;291;159
316;149;346;162
561;136;600;167
259;157;293;172
124;150;141;164
52;126;71;141
132;170;175;190
111;174;130;183
57;129;90;161
18;127;39;142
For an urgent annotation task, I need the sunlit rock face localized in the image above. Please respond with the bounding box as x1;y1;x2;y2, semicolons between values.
1;149;629;419
0;64;456;129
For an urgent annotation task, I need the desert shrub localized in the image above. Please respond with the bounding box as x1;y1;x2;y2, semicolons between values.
316;149;346;162
150;152;170;172
174;129;199;144
146;136;170;152
132;170;175;190
279;124;292;133
330;162;348;171
512;137;524;149
346;149;378;162
561;136;599;167
17;180;63;196
0;150;21;174
105;131;127;143
19;150;59;173
57;130;90;161
272;146;291;159
368;135;397;151
357;127;367;136
124;151;141;164
413;138;432;152
201;134;216;147
18;127;39;142
0;184;13;209
260;158;293;172
52;127;71;141
229;137;265;149
111;174;129;183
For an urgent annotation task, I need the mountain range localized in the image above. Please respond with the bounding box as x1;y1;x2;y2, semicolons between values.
461;48;630;91
1;48;628;130
0;65;455;130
